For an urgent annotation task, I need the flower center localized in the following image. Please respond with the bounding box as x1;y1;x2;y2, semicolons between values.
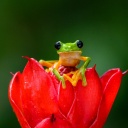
58;65;77;75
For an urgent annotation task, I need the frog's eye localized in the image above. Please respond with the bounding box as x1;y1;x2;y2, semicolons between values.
76;40;83;48
55;41;61;50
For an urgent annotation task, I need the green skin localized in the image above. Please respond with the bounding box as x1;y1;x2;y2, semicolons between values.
53;40;91;88
57;41;82;53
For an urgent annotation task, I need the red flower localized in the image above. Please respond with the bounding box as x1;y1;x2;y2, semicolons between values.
9;57;125;128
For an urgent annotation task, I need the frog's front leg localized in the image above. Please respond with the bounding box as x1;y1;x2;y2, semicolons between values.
79;57;91;86
53;68;66;89
39;60;58;68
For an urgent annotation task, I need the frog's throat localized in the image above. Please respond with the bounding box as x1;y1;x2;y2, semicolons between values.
57;51;82;67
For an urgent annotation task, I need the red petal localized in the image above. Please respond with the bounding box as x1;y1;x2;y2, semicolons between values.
57;81;75;117
49;72;75;117
67;67;102;128
35;118;51;128
8;72;31;128
9;58;59;128
90;68;122;128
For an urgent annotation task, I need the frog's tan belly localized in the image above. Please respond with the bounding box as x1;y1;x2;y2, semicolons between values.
58;51;81;67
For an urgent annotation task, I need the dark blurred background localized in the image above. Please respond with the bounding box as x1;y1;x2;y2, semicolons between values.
0;0;128;127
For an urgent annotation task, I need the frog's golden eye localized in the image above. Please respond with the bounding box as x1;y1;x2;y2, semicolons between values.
55;41;61;50
76;40;83;48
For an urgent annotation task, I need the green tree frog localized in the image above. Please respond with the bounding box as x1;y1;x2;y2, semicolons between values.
39;40;91;88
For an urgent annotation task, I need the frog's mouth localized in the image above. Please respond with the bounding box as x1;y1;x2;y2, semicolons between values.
58;51;82;67
58;51;81;54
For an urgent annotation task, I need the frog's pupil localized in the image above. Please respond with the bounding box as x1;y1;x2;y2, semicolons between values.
55;41;61;50
76;40;83;48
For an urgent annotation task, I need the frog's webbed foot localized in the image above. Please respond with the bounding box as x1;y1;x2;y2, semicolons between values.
63;70;80;86
63;68;86;86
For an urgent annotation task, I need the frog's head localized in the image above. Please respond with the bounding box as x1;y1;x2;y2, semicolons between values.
54;40;84;66
55;40;83;53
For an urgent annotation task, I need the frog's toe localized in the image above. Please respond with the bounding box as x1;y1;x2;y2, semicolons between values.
82;76;87;86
